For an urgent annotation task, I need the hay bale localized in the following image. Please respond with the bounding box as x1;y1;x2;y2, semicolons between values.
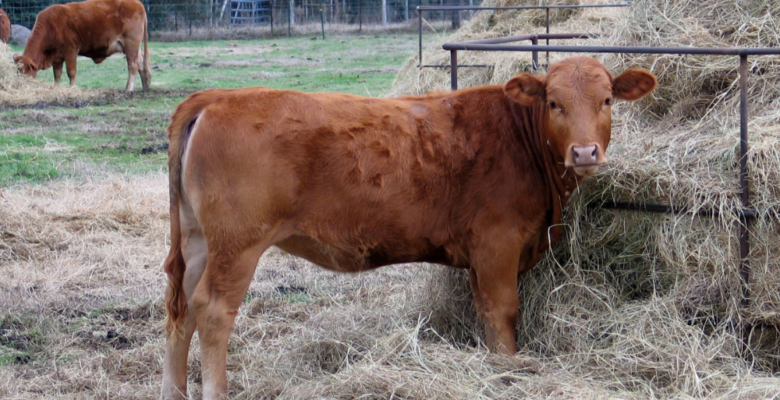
394;0;780;396
10;24;31;46
0;41;106;106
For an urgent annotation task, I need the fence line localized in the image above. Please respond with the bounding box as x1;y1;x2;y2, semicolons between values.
1;0;483;35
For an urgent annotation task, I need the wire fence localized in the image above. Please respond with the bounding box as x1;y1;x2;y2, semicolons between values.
0;0;484;35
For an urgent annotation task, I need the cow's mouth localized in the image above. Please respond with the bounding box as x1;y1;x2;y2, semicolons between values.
572;164;602;177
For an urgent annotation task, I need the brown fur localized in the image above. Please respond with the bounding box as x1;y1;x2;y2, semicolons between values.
0;8;9;43
160;56;656;399
13;0;151;91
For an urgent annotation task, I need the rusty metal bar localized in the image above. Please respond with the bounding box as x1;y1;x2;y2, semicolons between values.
464;33;596;45
739;54;751;304
435;34;597;73
600;202;757;220
442;43;780;56
417;4;630;11
420;64;489;68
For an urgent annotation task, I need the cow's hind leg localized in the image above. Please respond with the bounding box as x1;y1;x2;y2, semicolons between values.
161;200;209;400
52;61;63;85
194;240;270;400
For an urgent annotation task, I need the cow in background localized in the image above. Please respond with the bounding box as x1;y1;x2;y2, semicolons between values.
0;8;10;43
13;0;151;92
161;56;657;399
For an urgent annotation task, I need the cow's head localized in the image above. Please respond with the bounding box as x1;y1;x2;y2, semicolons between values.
504;56;656;177
13;55;39;78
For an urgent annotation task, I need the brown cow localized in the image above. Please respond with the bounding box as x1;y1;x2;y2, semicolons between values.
0;8;10;43
160;56;656;399
13;0;151;92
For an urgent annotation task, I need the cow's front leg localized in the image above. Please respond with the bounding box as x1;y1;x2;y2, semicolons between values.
468;226;525;354
65;53;77;86
52;61;63;85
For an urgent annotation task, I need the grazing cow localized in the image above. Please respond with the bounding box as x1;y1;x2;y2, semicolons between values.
161;56;656;399
0;8;9;43
13;0;151;92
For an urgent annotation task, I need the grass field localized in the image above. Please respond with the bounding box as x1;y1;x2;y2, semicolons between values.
0;34;417;186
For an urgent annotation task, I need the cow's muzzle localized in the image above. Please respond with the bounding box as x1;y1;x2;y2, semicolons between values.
568;144;607;176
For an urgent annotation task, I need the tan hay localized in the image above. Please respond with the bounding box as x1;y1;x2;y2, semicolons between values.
391;0;780;397
0;41;107;106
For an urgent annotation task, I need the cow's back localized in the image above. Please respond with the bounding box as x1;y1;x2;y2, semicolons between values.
177;87;548;271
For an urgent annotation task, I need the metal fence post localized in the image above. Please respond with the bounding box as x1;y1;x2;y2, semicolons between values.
739;53;751;305
418;6;423;67
450;50;458;90
319;0;325;39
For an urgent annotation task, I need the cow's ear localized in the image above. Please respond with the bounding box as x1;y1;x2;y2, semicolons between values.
613;68;657;101
13;54;21;63
504;73;546;106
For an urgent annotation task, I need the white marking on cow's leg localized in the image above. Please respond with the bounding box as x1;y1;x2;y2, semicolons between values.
126;73;136;92
195;241;270;400
125;56;138;92
124;43;140;92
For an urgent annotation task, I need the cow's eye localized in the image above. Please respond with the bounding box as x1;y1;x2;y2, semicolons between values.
550;101;557;109
605;98;612;106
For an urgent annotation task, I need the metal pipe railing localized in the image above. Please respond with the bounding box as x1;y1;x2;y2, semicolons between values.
416;4;629;68
442;41;780;320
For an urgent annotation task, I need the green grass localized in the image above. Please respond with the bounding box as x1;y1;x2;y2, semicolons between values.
0;34;418;186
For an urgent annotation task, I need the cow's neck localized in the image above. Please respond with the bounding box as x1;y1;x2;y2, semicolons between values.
23;35;49;69
508;101;579;248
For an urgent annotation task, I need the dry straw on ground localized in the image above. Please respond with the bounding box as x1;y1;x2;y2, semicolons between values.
393;0;780;398
0;41;107;106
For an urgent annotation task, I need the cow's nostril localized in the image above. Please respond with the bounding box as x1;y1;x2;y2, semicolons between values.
571;145;599;166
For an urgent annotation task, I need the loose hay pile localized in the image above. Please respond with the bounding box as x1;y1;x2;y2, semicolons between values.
0;41;106;106
395;0;780;397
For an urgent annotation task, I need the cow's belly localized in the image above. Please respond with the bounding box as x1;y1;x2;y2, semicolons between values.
80;40;123;62
275;234;452;272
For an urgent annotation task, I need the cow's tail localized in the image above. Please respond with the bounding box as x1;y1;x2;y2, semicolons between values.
141;14;151;91
163;91;220;336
